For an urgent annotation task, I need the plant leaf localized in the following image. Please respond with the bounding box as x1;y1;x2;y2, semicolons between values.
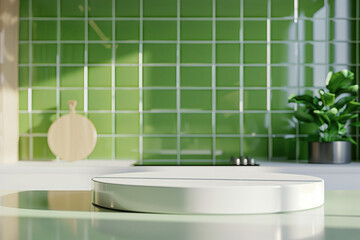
350;122;360;127
326;69;355;94
288;94;318;110
336;113;358;124
331;96;356;110
326;107;338;119
294;108;314;123
314;110;330;124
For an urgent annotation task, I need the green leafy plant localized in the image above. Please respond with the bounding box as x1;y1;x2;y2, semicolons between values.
288;70;360;144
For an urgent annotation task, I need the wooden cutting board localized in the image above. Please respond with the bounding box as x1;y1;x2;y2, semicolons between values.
47;100;97;161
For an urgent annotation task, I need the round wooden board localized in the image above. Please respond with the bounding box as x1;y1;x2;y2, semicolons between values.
47;101;97;161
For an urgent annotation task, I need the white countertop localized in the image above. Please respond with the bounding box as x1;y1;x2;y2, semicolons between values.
1;160;360;190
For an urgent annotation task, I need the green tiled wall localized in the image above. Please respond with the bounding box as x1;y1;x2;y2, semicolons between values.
18;0;360;163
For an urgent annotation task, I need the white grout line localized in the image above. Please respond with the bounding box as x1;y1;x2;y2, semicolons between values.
176;0;181;165
19;62;360;67
211;0;216;165
294;0;300;162
55;0;61;162
266;0;272;161
139;0;144;164
28;0;33;160
239;0;244;157
84;0;89;115
111;0;116;160
19;16;360;21
19;40;360;44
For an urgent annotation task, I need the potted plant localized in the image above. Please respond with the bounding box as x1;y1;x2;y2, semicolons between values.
288;69;360;164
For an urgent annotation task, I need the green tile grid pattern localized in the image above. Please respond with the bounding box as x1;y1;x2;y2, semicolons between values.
18;0;360;163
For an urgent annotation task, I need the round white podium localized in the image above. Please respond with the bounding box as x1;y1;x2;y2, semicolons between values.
92;171;324;214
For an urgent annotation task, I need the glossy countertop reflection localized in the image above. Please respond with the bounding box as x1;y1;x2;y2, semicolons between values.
0;191;360;240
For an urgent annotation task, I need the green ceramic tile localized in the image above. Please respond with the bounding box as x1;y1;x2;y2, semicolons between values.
181;21;212;41
32;21;57;41
144;21;177;40
243;20;266;41
115;137;139;160
115;113;140;134
32;113;56;134
116;43;139;63
330;44;356;65
143;137;177;160
61;44;84;64
181;0;212;17
329;0;356;18
19;67;29;87
331;21;357;42
216;21;240;41
31;67;56;87
216;90;239;110
88;20;112;41
299;122;318;135
243;0;267;17
181;137;212;160
271;89;296;110
19;44;29;64
271;66;296;87
298;66;327;87
298;20;326;41
216;138;240;160
216;44;240;63
33;137;54;160
299;138;308;160
298;0;325;18
32;44;57;64
271;113;296;134
32;90;56;110
244;67;267;87
143;113;177;134
216;113;240;134
181;44;212;63
143;67;176;87
143;44;176;63
180;67;212;87
116;21;140;40
88;137;113;159
115;66;139;87
32;0;57;17
61;0;85;17
271;43;296;64
272;137;296;161
89;43;112;64
243;137;268;159
243;113;268;135
143;0;177;17
60;90;84;110
116;0;140;17
181;90;212;110
143;90;176;110
243;90;267;110
244;44;266;64
19;90;28;111
88;113;113;134
216;67;239;87
115;89;139;110
20;0;29;18
61;21;85;41
19;20;29;41
88;0;112;17
19;137;30;160
88;67;112;87
271;20;296;41
181;113;212;134
271;0;293;17
299;43;326;64
60;67;84;87
88;89;111;110
216;0;240;17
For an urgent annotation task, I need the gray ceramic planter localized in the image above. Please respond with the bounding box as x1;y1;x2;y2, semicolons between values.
308;141;351;164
